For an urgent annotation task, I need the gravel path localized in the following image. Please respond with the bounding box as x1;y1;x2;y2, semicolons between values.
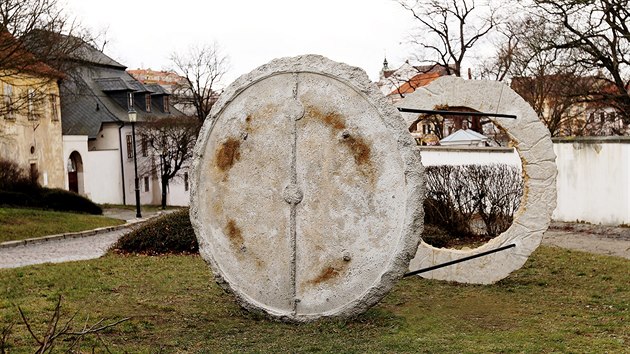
0;227;130;269
542;222;630;260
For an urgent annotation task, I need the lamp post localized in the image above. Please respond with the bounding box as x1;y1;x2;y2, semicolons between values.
129;109;142;218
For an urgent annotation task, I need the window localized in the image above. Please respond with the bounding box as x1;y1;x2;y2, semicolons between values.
50;94;59;121
126;135;133;158
127;92;134;109
184;172;189;191
145;94;151;112
3;83;14;120
163;96;170;113
27;89;36;120
141;135;148;157
144;176;149;192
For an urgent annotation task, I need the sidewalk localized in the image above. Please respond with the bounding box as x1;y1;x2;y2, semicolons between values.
0;207;167;249
542;221;630;259
0;208;176;269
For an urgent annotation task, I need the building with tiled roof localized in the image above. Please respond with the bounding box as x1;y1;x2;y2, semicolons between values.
376;58;451;102
127;68;187;92
58;38;189;206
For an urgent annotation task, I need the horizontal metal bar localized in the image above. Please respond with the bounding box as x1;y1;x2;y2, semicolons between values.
397;107;517;119
403;243;516;277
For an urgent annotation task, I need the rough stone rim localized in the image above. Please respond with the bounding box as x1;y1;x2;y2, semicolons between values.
190;54;425;322
398;76;557;285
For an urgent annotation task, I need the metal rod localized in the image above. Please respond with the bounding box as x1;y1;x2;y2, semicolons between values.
397;107;517;119
403;243;516;277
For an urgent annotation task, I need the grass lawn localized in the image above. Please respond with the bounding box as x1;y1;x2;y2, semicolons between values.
0;246;628;353
0;208;125;243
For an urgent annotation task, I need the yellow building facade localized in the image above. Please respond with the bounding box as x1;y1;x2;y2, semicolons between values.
0;72;64;188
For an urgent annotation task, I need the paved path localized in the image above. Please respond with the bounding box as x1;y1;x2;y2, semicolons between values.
1;217;628;269
0;208;173;269
542;222;630;260
0;228;129;268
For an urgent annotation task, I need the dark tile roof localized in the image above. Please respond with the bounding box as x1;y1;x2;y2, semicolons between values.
60;72;120;137
145;83;169;95
71;41;126;69
94;77;135;91
61;59;184;138
128;80;150;92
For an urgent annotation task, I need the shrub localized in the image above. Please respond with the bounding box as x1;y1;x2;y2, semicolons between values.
423;164;524;246
0;158;102;214
114;208;198;255
0;158;38;193
0;191;37;207
40;188;102;215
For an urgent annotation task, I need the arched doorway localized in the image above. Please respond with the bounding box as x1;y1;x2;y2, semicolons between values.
67;151;84;194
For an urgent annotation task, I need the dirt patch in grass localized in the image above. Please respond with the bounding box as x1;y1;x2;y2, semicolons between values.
0;208;125;243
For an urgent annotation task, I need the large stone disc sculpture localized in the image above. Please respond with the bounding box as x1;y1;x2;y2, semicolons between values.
190;55;424;322
398;76;557;285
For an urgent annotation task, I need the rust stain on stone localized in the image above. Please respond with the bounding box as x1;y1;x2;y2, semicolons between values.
344;135;371;166
307;106;346;131
306;105;372;168
306;260;349;286
244;114;253;134
223;219;266;269
225;219;244;248
216;138;241;172
322;112;346;130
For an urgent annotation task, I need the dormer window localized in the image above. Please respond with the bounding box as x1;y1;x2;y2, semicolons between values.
145;94;151;112
163;96;170;113
127;92;134;109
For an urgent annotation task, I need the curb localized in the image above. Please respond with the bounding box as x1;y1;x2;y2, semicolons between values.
0;211;166;250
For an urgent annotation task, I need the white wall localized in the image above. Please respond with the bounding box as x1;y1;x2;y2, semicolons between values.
84;150;123;204
165;172;191;206
553;137;630;225
418;146;521;168
63;135;123;204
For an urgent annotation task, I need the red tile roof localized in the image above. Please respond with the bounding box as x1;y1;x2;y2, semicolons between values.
0;31;64;79
388;72;442;96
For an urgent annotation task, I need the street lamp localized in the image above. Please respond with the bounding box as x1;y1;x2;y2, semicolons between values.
129;109;142;218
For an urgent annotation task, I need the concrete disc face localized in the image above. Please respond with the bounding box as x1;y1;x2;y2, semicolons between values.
397;76;557;285
190;55;424;321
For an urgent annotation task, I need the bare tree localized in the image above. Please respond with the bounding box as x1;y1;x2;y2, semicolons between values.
481;1;630;135
139;116;199;209
170;43;229;123
397;0;499;77
0;0;95;117
528;0;630;123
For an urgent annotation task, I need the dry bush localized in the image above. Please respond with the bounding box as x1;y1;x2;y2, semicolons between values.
424;164;523;245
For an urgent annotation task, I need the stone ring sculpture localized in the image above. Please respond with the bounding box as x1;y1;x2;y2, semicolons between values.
399;76;557;285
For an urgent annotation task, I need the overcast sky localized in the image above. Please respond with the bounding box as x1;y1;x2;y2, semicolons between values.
62;0;418;85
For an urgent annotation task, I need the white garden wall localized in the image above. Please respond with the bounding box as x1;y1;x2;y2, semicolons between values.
417;146;521;167
419;139;630;226
552;137;630;225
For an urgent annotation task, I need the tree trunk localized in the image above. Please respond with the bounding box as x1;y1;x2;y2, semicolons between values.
161;175;168;210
